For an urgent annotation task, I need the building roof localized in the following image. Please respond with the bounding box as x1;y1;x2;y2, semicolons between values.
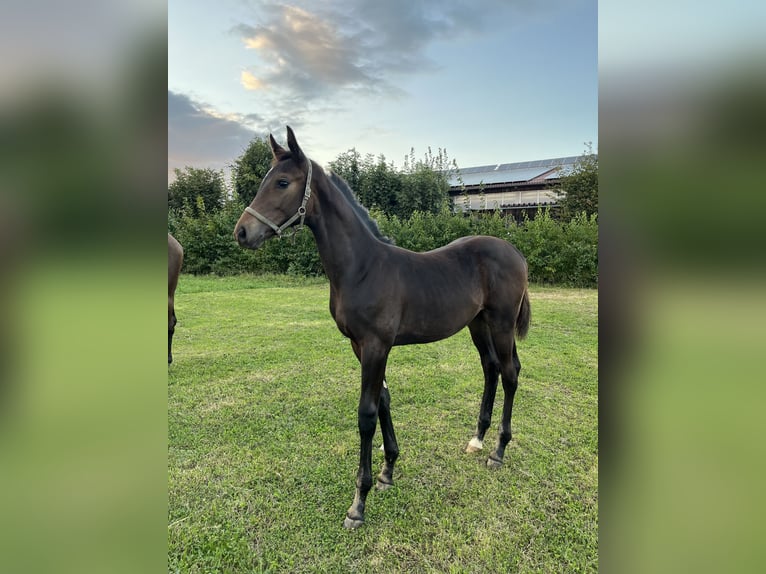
448;156;581;189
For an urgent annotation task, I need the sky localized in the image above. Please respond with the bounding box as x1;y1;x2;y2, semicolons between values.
168;0;597;180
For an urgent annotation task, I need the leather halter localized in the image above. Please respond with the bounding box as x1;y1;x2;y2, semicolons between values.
244;160;312;238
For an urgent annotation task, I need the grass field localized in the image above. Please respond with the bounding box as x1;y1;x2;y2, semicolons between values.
168;275;598;573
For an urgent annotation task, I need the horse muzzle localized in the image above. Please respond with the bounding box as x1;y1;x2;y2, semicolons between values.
234;222;269;250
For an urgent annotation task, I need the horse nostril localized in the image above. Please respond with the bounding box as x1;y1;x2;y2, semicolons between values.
236;226;247;242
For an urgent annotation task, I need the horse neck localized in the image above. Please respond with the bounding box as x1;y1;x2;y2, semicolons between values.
306;168;382;286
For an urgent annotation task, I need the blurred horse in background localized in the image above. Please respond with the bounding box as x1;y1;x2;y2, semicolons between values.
168;233;183;364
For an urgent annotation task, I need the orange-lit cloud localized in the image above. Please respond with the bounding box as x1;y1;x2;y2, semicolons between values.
240;70;265;91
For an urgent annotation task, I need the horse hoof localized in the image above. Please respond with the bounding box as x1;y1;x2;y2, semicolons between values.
486;456;503;469
465;437;484;453
376;479;393;491
343;515;365;529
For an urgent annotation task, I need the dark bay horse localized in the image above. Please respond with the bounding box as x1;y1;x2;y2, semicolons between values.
234;127;530;529
168;233;183;364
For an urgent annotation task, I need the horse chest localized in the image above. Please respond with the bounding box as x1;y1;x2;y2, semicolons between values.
330;300;355;339
329;291;378;341
329;291;352;338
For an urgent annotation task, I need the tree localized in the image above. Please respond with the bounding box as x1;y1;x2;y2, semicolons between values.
397;147;452;217
231;136;273;205
397;165;450;216
331;151;401;216
329;147;453;219
557;144;598;219
328;148;362;191
357;155;402;216
168;167;226;217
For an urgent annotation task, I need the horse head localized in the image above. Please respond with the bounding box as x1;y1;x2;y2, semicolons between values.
234;126;313;249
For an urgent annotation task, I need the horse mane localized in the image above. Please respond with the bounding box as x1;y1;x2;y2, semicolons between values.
325;170;394;245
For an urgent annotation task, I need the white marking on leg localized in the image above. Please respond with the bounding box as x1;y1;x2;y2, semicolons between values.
468;437;484;451
381;378;387;450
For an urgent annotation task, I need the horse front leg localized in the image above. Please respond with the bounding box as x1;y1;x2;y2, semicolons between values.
344;340;389;529
350;341;399;492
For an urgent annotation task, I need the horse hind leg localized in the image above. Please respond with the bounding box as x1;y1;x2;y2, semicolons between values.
486;329;519;469
168;308;177;364
353;337;398;492
466;317;501;454
375;380;399;491
353;340;397;466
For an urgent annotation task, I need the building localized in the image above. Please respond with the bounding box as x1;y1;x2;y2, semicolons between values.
448;156;582;220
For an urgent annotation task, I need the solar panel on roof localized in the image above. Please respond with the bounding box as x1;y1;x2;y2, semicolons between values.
544;165;574;179
516;167;552;181
448;156;588;188
450;166;552;186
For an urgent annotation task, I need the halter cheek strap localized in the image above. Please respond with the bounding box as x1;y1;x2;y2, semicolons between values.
244;160;312;238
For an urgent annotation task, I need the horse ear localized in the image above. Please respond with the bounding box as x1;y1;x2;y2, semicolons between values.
269;133;288;160
285;125;306;163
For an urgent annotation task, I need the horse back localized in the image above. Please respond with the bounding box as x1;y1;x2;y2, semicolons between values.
430;235;527;288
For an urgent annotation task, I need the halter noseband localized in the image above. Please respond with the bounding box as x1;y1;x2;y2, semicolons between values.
244;160;312;238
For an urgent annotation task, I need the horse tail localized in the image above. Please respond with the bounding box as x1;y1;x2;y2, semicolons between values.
515;289;531;340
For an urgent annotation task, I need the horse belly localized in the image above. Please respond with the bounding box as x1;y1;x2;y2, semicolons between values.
394;297;479;346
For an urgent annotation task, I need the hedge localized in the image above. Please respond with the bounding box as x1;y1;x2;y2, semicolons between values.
169;201;597;287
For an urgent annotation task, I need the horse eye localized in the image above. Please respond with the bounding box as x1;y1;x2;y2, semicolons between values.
277;179;289;188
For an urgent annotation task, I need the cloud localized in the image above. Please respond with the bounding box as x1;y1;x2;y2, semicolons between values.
233;0;524;102
167;91;264;179
234;5;384;98
240;70;265;91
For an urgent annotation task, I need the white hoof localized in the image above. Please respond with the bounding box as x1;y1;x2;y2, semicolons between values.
465;437;484;453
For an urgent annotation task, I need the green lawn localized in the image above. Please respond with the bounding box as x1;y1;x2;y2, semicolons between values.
168;275;598;573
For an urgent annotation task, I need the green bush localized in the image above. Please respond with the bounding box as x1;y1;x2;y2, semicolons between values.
169;199;255;275
508;209;566;284
379;208;597;287
170;202;597;287
505;209;598;286
376;209;471;252
169;199;323;277
558;212;598;287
